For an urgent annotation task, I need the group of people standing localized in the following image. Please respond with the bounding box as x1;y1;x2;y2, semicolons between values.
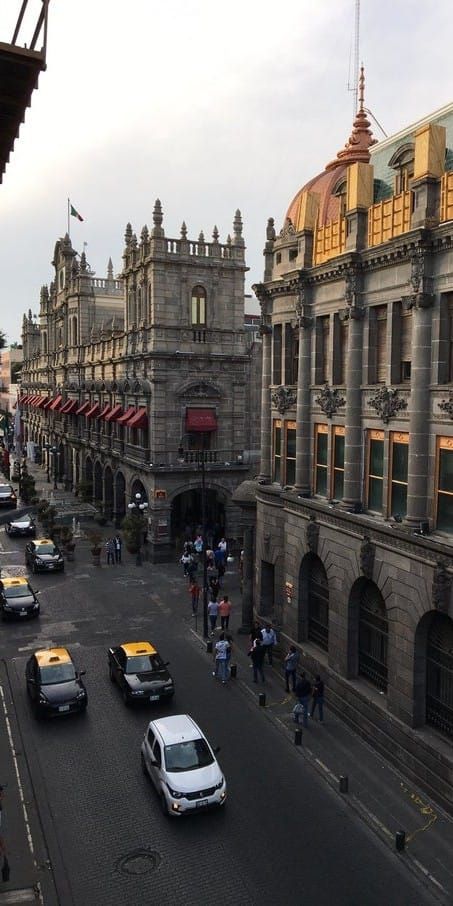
105;534;122;565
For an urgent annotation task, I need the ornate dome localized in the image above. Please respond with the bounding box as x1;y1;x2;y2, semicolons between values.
285;67;376;230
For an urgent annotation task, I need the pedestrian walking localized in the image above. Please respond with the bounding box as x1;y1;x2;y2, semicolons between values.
250;638;265;683
213;632;230;684
180;551;191;577
249;621;262;650
206;548;215;569
261;623;277;665
105;538;115;565
218;594;232;630
209;575;220;599
284;644;300;692
207;597;219;635
187;556;198;582
189;579;200;615
114;533;122;564
311;674;325;723
294;672;312;728
194;534;203;559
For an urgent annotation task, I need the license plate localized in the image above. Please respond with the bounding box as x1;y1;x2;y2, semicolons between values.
149;695;159;701
58;705;70;712
196;799;209;808
19;612;28;617
48;564;55;570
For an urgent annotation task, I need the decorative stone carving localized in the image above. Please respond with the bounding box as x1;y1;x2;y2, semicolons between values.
409;247;424;295
271;386;297;414
315;384;345;419
360;535;375;580
295;283;313;329
344;266;358;305
279;217;296;239
439;394;453;419
368;386;408;423
432;560;452;612
306;516;319;554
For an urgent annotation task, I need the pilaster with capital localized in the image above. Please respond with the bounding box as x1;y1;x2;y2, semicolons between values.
294;280;313;493
254;283;272;482
342;264;364;508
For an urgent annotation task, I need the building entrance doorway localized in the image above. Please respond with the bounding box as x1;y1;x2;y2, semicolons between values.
171;488;225;546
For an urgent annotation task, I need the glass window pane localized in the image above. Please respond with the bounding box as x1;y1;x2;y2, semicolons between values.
274;427;281;456
316;466;327;496
334;435;344;469
317;433;327;466
368;477;383;512
191;299;197;324
437;494;453;532
439;449;453;492
333;469;344;500
392;442;408;483
199;299;206;325
286;429;296;458
286;459;296;486
274;457;281;483
391;482;407;517
370;439;384;477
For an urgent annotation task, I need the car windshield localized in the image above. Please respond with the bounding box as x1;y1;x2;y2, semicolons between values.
15;515;32;524
164;739;214;772
125;654;164;674
4;586;31;599
0;487;13;495
36;544;58;555
39;663;76;684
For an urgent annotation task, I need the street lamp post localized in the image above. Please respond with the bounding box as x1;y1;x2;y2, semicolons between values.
178;438;209;638
44;443;51;483
51;445;58;490
127;492;149;566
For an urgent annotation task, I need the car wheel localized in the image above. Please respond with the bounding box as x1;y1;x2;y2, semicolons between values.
109;666;115;683
141;753;148;778
160;793;169;817
5;525;10;535
122;686;130;706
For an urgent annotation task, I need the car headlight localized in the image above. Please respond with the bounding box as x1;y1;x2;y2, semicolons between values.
76;690;86;699
214;777;225;790
166;785;183;799
35;557;44;564
132;690;145;695
39;692;48;703
164;682;174;688
33;602;39;608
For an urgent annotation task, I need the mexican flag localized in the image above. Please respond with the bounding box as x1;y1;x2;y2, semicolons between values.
70;204;84;222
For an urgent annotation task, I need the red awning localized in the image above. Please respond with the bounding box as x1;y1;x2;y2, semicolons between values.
86;402;100;419
185;408;218;432
76;401;90;416
105;404;123;422
43;397;54;410
27;395;37;406
117;406;136;425
36;397;49;409
127;408;148;429
18;394;28;404
99;404;112;419
49;394;63;411
63;400;79;415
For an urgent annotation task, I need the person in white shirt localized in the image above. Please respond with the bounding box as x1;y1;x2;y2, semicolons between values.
261;623;277;665
213;633;230;684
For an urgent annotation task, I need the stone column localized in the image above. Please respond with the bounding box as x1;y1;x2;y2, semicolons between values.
258;326;272;482
342;305;364;509
295;289;312;494
405;296;433;527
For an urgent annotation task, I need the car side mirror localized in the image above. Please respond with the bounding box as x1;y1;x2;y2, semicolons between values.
35;590;41;596
78;670;86;677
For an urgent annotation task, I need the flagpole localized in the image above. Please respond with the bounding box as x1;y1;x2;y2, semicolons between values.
67;197;70;237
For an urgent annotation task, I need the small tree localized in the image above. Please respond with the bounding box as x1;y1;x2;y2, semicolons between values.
37;501;58;538
121;512;147;553
19;469;36;505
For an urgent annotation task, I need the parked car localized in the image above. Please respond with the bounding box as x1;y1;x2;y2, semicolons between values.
5;512;36;537
108;641;174;706
25;647;87;717
141;714;226;816
0;484;17;509
0;577;40;620
25;538;64;573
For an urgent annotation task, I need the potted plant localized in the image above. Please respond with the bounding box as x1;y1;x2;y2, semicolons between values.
60;527;76;561
37;501;58;539
121;512;147;554
87;530;103;566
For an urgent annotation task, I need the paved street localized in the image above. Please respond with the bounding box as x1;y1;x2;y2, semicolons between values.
0;526;446;906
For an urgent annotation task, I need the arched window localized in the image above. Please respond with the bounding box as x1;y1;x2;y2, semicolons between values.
388;144;415;195
333;178;347;217
137;287;142;322
299;553;329;650
128;289;135;325
191;286;207;326
426;613;453;738
358;581;388;692
42;332;47;354
72;316;78;345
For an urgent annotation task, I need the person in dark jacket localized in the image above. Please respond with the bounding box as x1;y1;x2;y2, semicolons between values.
311;674;325;723
295;672;312;728
284;645;300;692
250;638;266;683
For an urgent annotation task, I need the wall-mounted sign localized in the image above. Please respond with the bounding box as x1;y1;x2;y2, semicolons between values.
154;489;167;499
285;581;293;603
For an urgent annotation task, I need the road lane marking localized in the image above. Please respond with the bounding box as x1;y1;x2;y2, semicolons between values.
0;682;39;873
399;783;438;841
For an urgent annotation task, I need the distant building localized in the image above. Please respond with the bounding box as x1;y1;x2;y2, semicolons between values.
20;204;261;557
250;73;453;808
0;346;23;441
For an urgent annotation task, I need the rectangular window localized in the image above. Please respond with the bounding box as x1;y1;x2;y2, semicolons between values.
314;424;328;496
285;422;296;486
284;323;294;385
332;427;345;500
272;324;282;385
321;316;330;383
436;438;453;532
367;430;384;512
376;306;387;383
390;432;409;517
449;299;453;382
400;310;412;382
273;419;282;483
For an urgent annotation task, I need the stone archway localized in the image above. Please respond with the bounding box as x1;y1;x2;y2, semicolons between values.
130;478;148;504
170;485;226;547
414;611;453;737
94;461;103;507
104;466;114;520
298;553;329;651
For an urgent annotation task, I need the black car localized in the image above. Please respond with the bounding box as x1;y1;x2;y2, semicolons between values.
25;647;87;717
0;484;17;509
108;641;175;706
0;577;40;620
5;512;36;537
25;538;64;573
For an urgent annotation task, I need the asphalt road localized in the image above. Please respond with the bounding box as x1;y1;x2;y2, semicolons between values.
0;531;437;906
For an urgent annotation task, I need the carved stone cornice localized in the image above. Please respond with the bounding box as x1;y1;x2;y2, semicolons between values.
306;516;319;554
315;384;345;419
439;394;453;419
368;386;408;423
271;385;297;414
360;535;375;580
432;560;452;612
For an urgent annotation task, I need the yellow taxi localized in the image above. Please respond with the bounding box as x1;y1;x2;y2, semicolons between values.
0;576;40;620
25;647;87;717
25;538;64;573
108;641;174;705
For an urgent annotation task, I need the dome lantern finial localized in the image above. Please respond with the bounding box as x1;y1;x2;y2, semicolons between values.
325;64;376;172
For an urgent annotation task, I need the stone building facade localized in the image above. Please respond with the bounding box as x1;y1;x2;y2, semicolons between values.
19;203;261;558
251;76;453;808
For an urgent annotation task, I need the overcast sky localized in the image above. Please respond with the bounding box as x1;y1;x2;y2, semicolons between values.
0;0;452;343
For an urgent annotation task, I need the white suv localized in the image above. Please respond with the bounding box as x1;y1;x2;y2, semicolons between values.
141;714;226;816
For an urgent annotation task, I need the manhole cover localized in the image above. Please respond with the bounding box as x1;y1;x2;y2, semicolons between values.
116;848;161;876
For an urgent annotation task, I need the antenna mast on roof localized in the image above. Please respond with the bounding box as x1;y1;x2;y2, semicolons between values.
347;0;360;116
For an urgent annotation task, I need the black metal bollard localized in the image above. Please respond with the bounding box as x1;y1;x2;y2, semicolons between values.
258;692;266;707
230;663;237;679
206;640;213;654
339;775;349;794
395;831;406;852
294;728;303;745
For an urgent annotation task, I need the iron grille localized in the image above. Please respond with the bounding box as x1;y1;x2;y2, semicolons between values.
358;583;388;692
